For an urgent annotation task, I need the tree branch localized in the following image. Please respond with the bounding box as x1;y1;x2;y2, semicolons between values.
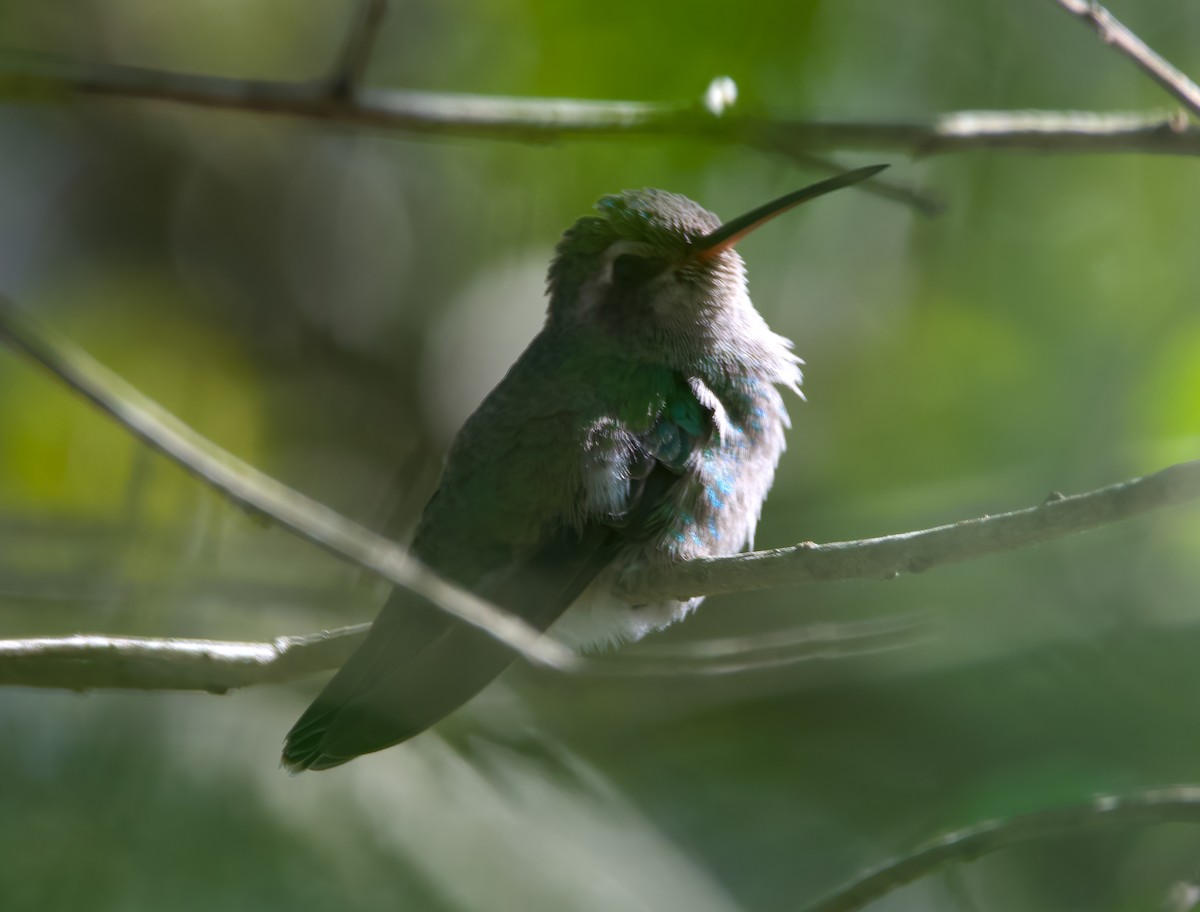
0;298;1196;691
0;626;368;693
326;0;388;100
618;461;1200;602
801;786;1200;912
781;149;943;217
1052;0;1200;119
3;460;1193;693
1;54;1199;156
0;616;929;691
0;299;576;670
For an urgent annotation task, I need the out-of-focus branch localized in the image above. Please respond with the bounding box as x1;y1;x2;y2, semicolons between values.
0;299;575;670
1052;0;1200;119
801;787;1200;912
0;451;1195;691
619;461;1200;602
0;298;1196;692
0;616;929;691
327;0;389;99
0;626;368;693
1;56;1198;156
782;150;943;217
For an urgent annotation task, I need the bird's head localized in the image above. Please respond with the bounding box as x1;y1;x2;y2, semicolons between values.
544;166;886;361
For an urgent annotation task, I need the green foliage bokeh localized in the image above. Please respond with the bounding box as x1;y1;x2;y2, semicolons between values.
1;1;1199;910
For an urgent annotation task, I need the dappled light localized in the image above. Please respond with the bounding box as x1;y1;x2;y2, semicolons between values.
2;0;1200;909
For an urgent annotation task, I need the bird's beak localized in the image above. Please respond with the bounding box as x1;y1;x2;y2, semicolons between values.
688;164;888;260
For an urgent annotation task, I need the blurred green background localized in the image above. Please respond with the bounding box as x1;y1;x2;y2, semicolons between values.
1;1;1199;910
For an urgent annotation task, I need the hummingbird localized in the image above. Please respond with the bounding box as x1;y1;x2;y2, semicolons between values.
282;164;886;771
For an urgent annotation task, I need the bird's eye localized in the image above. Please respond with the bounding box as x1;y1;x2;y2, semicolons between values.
611;253;663;286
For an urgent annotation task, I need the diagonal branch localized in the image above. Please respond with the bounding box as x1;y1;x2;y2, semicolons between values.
779;149;943;217
0;300;1195;693
0;299;575;670
1;459;1194;693
327;0;389;99
2;54;1200;156
801;786;1200;912
1052;0;1200;119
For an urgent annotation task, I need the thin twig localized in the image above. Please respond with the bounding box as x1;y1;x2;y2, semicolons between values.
619;461;1200;602
0;626;369;693
801;787;1200;912
580;615;931;678
1052;0;1200;119
1;297;1197;682
0;617;928;691
0;299;575;670
780;150;943;217
327;0;388;99
4;459;1192;691
1;54;1199;156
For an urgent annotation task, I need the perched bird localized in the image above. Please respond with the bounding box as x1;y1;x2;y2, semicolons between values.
283;165;885;771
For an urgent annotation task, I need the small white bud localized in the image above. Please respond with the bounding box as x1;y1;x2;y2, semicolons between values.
703;76;738;116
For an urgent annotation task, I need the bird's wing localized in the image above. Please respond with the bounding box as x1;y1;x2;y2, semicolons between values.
281;519;617;771
282;376;714;772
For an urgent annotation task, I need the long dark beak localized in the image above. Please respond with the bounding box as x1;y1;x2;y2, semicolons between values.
689;164;888;260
